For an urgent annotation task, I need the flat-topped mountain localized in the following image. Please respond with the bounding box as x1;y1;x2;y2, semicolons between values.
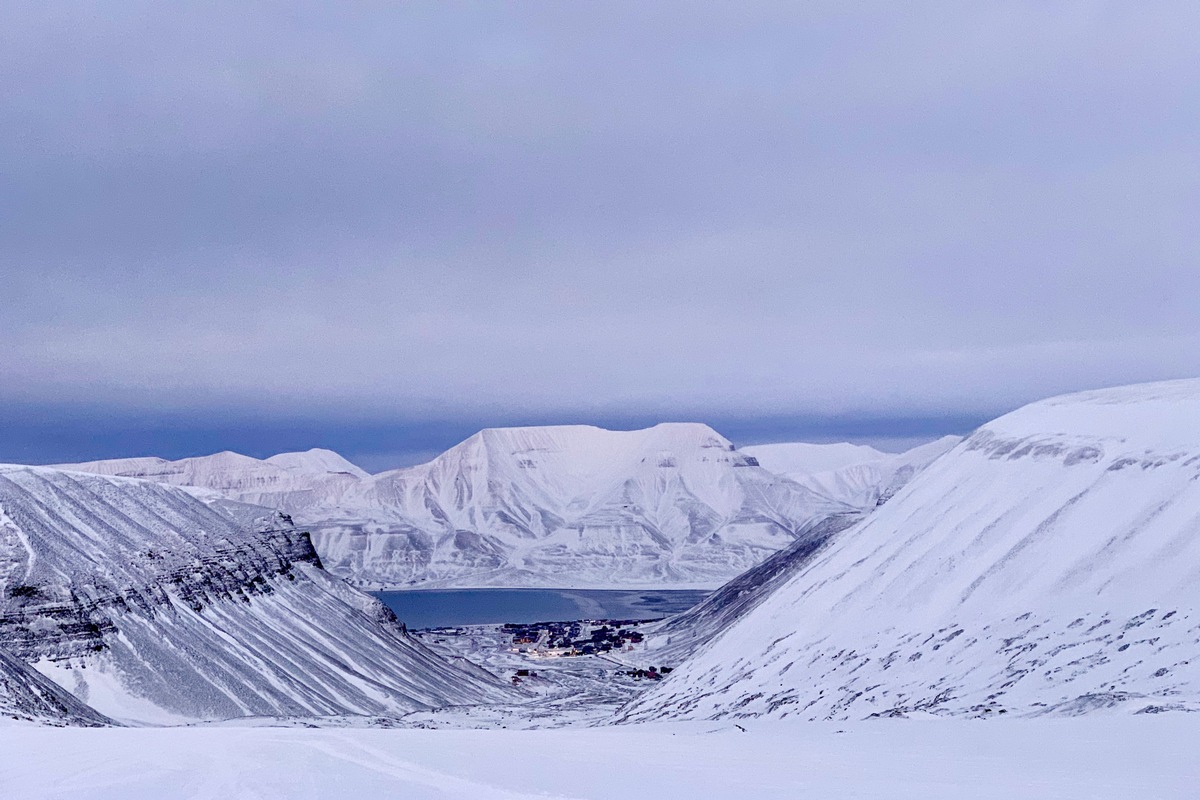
61;424;864;589
622;379;1200;721
330;423;856;588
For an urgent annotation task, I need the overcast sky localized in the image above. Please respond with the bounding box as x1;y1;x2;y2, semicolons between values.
3;2;1199;469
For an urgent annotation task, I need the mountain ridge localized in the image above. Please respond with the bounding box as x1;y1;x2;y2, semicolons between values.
59;423;882;589
0;463;514;724
620;378;1200;721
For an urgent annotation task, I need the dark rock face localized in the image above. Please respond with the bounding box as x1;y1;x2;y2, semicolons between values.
0;466;515;724
2;522;320;653
642;513;864;665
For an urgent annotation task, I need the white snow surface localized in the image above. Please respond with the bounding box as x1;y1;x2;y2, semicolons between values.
1;716;1197;799
0;645;111;726
61;424;860;589
0;464;513;724
750;435;961;509
742;440;889;475
264;448;370;478
622;379;1200;721
631;440;957;667
59;448;367;503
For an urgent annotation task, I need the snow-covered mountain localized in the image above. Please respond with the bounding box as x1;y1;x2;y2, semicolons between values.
0;464;513;724
60;448;367;513
621;379;1200;721
62;425;859;589
639;512;866;668
320;424;859;588
741;441;889;475
636;440;959;667
745;436;961;509
264;449;369;478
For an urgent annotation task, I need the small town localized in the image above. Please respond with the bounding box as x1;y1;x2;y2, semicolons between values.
503;619;649;658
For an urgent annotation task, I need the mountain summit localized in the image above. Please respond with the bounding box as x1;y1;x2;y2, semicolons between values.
309;423;856;588
60;424;867;589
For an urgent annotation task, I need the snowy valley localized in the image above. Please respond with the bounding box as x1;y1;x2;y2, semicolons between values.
8;2;1196;793
5;379;1200;798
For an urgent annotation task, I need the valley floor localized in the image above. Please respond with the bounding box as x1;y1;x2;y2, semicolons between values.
2;715;1197;799
400;623;661;728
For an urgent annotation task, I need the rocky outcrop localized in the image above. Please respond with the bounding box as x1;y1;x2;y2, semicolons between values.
0;465;515;724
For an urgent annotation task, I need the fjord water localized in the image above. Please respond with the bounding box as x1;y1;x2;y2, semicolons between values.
372;588;710;630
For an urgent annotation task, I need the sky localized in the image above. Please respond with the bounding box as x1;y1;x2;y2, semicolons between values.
3;2;1199;471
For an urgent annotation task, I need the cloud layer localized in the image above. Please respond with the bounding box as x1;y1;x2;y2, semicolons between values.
4;2;1199;438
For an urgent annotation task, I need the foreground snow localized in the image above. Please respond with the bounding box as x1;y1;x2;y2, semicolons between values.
0;647;111;726
2;716;1196;799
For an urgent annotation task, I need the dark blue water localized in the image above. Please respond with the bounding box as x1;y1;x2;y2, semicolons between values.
372;588;710;630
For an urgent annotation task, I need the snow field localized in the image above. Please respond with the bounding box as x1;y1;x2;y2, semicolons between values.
1;716;1196;799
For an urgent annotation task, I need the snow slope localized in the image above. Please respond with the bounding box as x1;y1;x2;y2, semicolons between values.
622;379;1200;721
792;436;961;508
627;438;961;667
63;425;857;589
638;512;866;668
747;436;960;508
741;441;888;475
0;645;112;726
0;464;513;724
